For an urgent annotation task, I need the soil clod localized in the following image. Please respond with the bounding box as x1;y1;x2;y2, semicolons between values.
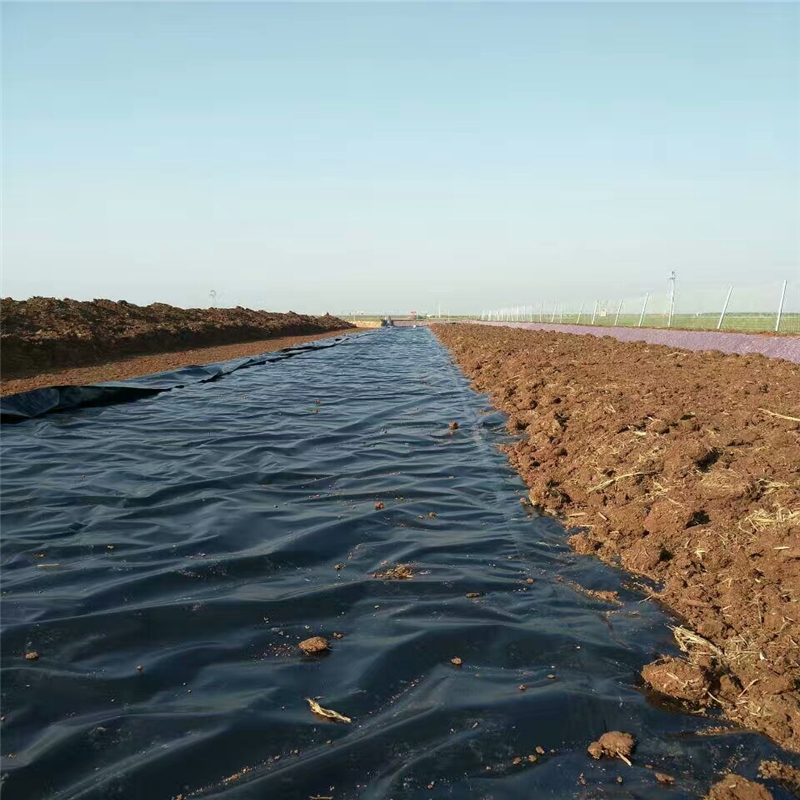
299;637;330;655
705;774;773;800
374;564;414;580
642;657;712;705
587;731;635;765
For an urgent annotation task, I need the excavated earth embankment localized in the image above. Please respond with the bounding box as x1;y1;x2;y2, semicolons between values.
434;323;800;754
1;297;350;379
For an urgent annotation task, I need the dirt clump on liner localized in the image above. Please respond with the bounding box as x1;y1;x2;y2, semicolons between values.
642;656;713;705
434;324;800;752
705;774;774;800
759;760;800;794
298;637;330;655
568;583;621;605
1;297;350;379
374;563;414;580
587;731;635;764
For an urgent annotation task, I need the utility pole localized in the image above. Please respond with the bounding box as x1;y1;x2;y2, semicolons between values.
667;270;676;327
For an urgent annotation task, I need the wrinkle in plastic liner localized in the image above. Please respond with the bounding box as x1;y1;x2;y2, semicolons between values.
1;327;797;800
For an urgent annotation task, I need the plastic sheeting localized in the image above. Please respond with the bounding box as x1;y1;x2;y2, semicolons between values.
1;327;797;800
0;336;350;421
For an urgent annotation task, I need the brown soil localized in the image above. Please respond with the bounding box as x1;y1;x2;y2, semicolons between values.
759;760;800;794
568;583;622;605
587;731;635;763
298;637;330;655
642;657;712;705
1;330;354;397
705;774;774;800
1;297;350;380
434;324;800;753
374;563;414;580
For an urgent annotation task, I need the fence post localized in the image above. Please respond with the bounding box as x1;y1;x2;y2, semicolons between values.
614;300;623;325
591;300;598;325
667;270;676;327
638;293;649;327
717;285;732;330
775;280;787;332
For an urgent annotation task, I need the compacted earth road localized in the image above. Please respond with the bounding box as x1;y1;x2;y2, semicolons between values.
1;327;797;799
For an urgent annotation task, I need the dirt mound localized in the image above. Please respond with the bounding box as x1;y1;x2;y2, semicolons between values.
434;323;800;753
642;657;713;705
705;774;774;800
1;297;350;378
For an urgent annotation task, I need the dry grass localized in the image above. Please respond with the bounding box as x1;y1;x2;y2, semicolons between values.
742;506;800;533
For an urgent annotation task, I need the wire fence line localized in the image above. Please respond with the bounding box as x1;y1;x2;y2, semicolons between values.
481;279;800;334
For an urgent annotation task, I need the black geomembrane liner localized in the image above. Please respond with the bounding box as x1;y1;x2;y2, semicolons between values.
1;328;796;799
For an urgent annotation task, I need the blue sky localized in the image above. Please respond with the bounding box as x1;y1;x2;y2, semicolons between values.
3;2;799;314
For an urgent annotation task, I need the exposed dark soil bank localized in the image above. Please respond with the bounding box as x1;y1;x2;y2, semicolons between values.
434;323;800;753
0;329;355;397
1;297;350;378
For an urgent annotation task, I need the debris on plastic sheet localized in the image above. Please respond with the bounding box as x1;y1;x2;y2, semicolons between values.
298;637;330;655
373;563;413;580
307;698;352;724
587;732;635;766
705;773;774;800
